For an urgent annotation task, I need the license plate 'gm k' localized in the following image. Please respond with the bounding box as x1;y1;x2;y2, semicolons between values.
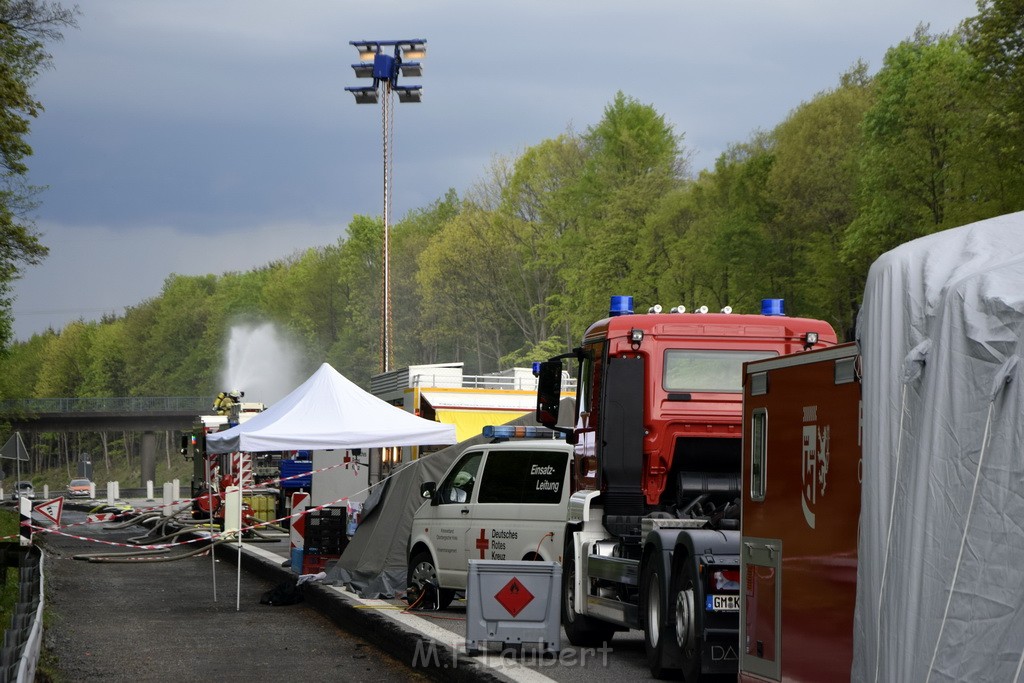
706;594;739;611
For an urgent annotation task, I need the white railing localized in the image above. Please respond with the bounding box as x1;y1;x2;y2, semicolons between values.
410;373;577;393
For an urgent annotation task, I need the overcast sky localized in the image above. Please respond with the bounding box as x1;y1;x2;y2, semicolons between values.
12;0;979;341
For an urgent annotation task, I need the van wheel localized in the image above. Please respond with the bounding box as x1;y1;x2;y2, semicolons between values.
561;537;616;646
407;550;454;611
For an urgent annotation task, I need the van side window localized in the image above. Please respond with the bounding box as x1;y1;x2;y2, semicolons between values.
477;450;567;504
439;452;482;504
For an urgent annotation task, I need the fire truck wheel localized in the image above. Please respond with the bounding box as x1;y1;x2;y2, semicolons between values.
407;550;454;611
561;536;616;647
642;559;682;679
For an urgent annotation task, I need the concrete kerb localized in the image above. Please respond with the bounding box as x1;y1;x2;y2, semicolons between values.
212;542;506;683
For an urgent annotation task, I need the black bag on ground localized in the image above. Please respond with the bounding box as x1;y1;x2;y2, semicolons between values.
260;579;304;606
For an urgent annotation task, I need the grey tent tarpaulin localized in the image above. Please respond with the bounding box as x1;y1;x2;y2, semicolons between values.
326;398;575;599
853;211;1024;681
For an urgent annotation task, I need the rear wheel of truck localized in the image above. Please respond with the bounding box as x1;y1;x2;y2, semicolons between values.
642;558;682;679
672;558;701;681
561;536;616;647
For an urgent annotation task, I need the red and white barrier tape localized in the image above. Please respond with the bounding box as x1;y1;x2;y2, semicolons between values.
7;454;400;549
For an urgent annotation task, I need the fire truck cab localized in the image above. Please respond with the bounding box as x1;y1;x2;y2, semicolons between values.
537;296;837;680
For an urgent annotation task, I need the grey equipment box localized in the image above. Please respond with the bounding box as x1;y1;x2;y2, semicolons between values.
466;559;561;654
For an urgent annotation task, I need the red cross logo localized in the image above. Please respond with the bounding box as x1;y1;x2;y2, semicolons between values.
476;528;489;558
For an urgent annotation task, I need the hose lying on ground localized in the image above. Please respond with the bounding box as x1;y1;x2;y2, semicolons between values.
127;526;215;545
72;539;227;563
71;548;171;562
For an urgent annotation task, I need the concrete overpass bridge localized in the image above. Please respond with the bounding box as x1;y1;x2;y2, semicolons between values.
0;397;213;434
0;397;216;487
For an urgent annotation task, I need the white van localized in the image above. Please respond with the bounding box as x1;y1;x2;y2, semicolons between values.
407;435;574;610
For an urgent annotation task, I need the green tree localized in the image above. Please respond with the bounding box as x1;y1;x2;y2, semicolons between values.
79;319;129;396
503;135;585;352
0;326;49;397
416;199;522;374
766;63;873;335
558;92;687;333
964;0;1024;211
0;1;78;348
844;27;988;269
127;274;218;395
329;215;384;385
33;319;94;396
391;189;461;368
262;244;344;368
118;297;160;396
416;142;585;374
499;336;567;369
646;134;782;317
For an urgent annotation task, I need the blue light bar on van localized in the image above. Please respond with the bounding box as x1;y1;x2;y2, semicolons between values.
609;295;634;317
761;298;785;316
483;425;557;440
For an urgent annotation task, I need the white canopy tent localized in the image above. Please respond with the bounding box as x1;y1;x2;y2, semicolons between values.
206;363;456;454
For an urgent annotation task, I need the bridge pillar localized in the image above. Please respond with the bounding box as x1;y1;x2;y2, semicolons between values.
141;431;157;488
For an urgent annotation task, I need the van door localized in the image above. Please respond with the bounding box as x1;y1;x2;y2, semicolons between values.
430;450;483;588
470;448;570;564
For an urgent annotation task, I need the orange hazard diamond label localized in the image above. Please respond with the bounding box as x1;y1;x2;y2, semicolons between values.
494;577;534;617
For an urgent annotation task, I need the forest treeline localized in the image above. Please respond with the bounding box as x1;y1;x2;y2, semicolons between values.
2;7;1024;456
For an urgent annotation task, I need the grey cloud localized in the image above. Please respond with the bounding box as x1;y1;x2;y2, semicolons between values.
15;0;977;339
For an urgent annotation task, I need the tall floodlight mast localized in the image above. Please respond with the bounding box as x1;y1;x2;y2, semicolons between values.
345;39;426;374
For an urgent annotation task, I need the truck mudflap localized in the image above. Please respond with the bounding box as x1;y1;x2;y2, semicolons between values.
702;626;740;673
668;529;740;676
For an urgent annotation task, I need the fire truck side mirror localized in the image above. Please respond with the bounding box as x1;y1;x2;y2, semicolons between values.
180;434;190;459
536;361;563;427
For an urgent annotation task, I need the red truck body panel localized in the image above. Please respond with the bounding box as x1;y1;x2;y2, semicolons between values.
581;312;839;505
739;343;861;682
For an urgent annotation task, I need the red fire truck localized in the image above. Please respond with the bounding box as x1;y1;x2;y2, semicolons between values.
739;343;861;682
180;393;266;522
536;296;837;680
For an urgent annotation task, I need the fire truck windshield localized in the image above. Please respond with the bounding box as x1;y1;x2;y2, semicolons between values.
663;349;777;392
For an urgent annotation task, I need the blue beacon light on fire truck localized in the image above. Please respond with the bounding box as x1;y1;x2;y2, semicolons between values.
609;295;634;317
762;298;785;316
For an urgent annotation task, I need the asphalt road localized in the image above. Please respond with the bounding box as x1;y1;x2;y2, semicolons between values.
38;510;427;683
31;503;674;683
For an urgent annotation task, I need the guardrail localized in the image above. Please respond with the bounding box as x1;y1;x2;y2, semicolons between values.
0;397;212;415
0;543;43;682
